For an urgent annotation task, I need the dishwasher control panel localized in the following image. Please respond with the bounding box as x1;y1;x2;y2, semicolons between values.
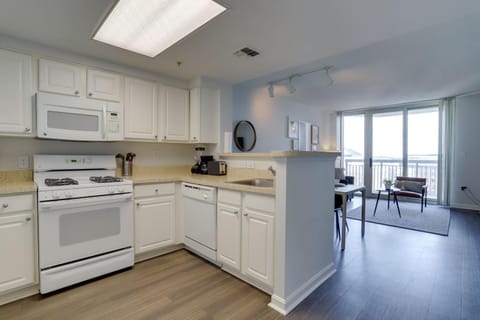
182;183;216;203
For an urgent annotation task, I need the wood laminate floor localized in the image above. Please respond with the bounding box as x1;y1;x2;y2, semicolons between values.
1;207;480;320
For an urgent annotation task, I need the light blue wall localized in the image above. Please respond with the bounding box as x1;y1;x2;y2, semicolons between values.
232;82;336;153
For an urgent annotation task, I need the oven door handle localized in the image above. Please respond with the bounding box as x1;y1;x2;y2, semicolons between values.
39;194;132;211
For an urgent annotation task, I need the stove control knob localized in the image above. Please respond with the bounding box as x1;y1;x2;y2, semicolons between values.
65;191;73;198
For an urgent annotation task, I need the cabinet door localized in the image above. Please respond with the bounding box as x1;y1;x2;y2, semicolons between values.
0;49;33;135
160;85;189;141
242;208;274;286
87;69;122;102
124;77;158;140
190;87;219;143
135;196;175;254
38;59;84;97
217;203;241;271
0;213;34;292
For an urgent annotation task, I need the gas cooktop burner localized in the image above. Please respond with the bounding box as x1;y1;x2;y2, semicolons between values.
44;178;79;186
89;176;123;183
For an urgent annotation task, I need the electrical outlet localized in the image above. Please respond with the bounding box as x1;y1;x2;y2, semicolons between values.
18;155;29;169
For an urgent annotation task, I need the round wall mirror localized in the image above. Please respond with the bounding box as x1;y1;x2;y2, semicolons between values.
233;121;257;152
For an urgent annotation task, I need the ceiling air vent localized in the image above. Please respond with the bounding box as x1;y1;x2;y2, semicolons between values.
234;47;260;57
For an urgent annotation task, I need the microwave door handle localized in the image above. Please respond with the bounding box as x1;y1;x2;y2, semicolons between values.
102;105;107;140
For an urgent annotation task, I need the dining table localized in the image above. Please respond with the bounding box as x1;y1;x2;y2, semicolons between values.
334;184;367;250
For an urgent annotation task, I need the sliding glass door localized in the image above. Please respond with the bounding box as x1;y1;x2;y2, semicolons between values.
371;111;404;192
342;104;440;200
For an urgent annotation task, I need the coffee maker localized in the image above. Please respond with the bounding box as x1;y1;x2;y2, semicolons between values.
191;147;205;174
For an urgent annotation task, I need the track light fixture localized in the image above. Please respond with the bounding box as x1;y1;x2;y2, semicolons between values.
286;76;296;94
268;83;274;98
266;65;333;98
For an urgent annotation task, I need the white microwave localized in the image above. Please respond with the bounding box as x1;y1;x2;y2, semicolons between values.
36;92;123;141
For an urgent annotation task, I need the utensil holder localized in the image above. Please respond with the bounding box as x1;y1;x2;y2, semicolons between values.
123;160;132;176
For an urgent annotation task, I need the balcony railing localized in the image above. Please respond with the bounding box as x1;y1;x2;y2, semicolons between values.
344;158;438;199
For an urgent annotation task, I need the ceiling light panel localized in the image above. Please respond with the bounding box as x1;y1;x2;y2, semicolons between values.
93;0;226;57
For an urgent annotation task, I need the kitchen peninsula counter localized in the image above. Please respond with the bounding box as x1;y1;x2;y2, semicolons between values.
121;166;275;196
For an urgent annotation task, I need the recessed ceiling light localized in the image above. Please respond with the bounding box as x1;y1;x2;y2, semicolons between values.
93;0;227;58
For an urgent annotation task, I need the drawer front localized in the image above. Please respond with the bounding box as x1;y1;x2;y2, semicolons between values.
0;194;33;214
243;193;275;215
134;183;175;198
218;189;242;206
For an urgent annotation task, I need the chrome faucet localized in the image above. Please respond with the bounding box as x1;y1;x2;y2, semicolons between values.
268;166;276;176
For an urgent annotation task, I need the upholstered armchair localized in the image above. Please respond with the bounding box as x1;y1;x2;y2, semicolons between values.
394;176;428;212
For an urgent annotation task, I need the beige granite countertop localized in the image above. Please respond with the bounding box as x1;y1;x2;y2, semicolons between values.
0;167;276;196
121;166;276;196
0;170;36;195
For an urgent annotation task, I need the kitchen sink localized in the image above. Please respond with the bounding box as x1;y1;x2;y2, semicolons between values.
227;178;274;188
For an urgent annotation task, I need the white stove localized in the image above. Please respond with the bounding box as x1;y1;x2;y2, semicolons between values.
34;155;134;294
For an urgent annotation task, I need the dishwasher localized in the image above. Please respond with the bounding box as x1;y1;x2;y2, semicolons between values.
182;183;217;263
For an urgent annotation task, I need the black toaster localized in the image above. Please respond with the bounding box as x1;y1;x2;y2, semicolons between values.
207;161;227;175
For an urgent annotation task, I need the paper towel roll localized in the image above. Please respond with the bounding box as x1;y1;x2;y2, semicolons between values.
224;131;232;153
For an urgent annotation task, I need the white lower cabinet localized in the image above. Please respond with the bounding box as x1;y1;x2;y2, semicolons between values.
217;189;275;288
217;203;241;271
134;183;175;254
0;194;35;293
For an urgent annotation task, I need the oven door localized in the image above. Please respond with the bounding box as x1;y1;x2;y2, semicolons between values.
37;92;106;141
38;193;133;269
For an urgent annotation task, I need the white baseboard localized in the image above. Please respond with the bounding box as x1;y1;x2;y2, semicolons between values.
0;285;39;306
135;244;184;263
450;203;480;212
268;263;336;315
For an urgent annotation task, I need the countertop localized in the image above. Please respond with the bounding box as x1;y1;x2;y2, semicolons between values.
0;170;37;195
0;167;276;196
122;166;276;196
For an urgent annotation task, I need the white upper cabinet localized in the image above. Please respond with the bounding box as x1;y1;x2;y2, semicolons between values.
0;49;33;135
190;87;219;143
39;59;85;97
87;69;122;102
159;85;189;141
124;77;158;140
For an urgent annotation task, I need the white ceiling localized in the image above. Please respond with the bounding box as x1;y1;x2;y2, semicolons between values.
1;0;480;109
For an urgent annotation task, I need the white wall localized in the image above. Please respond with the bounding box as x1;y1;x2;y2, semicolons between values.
232;84;337;153
451;93;480;210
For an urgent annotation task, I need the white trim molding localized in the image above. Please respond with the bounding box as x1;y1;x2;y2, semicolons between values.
268;263;336;315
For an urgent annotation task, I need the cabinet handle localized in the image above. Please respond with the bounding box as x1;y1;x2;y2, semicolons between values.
233;211;239;215
193;137;197;140
43;132;48;136
243;213;248;216
2;203;8;208
25;128;31;132
88;92;93;97
155;135;158;139
74;90;79;95
25;217;31;222
164;136;167;140
155;189;159;192
136;203;140;207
